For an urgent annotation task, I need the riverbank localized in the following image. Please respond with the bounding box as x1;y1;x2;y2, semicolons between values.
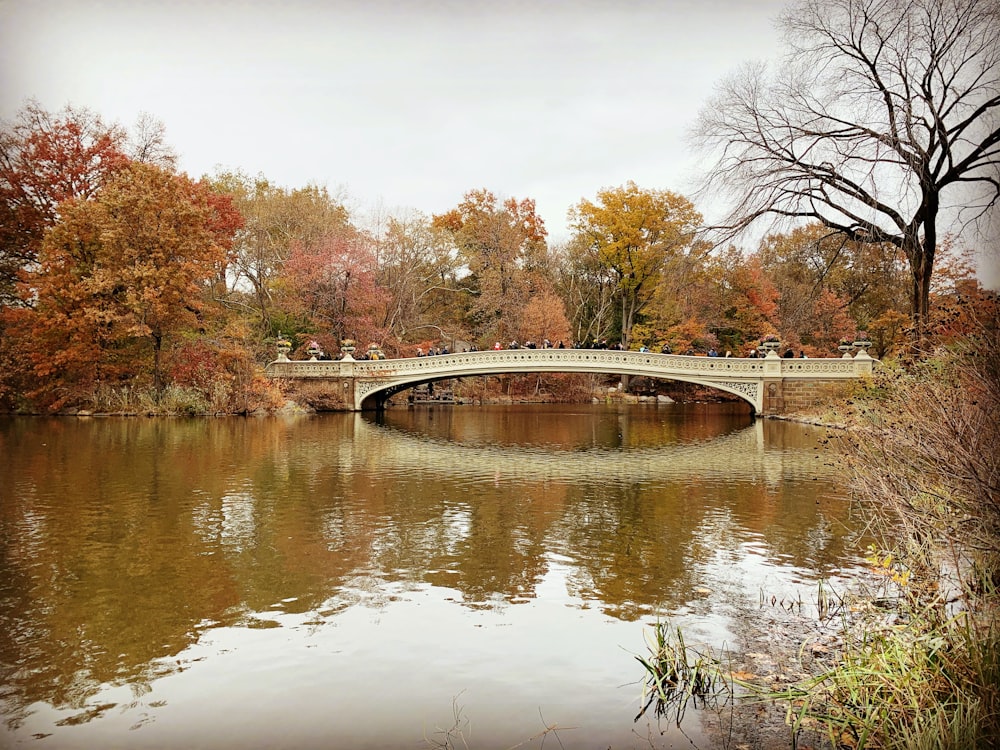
2;372;741;416
623;333;999;750
710;333;1000;750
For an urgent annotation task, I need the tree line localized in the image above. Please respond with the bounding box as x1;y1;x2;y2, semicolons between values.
0;105;989;413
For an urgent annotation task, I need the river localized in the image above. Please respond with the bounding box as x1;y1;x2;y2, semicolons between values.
0;404;866;749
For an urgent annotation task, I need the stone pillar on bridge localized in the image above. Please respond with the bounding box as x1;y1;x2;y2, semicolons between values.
338;354;356;409
761;350;784;415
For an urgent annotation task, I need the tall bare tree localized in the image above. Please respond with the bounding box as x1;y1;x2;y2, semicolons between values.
126;112;177;169
693;0;1000;339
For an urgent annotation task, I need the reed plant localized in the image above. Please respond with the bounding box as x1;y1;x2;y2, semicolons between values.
634;620;728;726
768;567;998;748
93;383;209;415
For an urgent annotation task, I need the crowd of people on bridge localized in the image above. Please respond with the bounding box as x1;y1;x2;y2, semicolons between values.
415;345;455;356
495;339;566;350
291;338;818;361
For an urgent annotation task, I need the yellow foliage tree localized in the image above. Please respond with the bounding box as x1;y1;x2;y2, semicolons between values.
568;181;701;349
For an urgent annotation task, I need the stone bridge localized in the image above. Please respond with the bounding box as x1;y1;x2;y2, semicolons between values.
265;348;875;415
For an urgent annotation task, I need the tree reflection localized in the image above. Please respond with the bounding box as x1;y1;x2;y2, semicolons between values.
0;408;861;736
557;482;707;620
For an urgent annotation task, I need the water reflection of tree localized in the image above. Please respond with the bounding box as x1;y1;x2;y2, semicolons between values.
0;419;245;727
0;417;374;728
385;403;753;450
421;482;561;607
731;477;862;575
557;482;709;620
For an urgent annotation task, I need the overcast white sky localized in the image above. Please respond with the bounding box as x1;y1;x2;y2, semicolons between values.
2;0;997;286
0;0;790;234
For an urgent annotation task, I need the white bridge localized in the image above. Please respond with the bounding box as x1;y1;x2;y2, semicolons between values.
265;348;875;414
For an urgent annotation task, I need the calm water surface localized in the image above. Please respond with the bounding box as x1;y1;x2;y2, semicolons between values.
0;404;865;749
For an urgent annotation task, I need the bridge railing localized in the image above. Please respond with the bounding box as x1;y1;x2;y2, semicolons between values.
265;348;874;380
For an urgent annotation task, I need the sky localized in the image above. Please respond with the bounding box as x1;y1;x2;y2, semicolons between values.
2;0;997;286
0;0;789;235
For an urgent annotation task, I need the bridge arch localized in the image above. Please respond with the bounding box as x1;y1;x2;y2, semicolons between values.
358;359;762;412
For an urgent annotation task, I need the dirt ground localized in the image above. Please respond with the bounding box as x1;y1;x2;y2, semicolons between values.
689;580;873;750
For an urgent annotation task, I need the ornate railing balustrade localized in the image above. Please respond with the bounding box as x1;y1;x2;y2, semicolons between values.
265;348;874;413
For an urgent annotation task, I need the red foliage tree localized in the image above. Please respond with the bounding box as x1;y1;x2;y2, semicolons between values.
282;226;390;349
0;101;129;305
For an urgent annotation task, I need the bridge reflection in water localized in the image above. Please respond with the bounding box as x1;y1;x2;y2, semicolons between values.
266;347;875;413
345;410;790;487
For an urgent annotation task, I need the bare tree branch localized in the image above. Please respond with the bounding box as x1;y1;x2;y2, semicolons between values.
692;0;1000;338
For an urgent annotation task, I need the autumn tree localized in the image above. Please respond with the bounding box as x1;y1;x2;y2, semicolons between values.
628;237;714;352
209;170;351;331
368;210;465;349
433;189;548;344
925;237;996;345
568;181;702;349
808;288;861;353
16;162;237;408
552;233;618;346
756;223;907;349
693;0;1000;340
703;246;782;352
281;222;392;352
0;101;130;306
518;289;572;346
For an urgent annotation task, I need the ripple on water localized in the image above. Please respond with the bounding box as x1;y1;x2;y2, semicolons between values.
0;409;866;750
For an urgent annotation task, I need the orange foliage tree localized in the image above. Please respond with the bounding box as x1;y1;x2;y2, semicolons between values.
703;247;781;352
433;189;548;345
11;162;237;409
518;289;572;347
807;288;858;355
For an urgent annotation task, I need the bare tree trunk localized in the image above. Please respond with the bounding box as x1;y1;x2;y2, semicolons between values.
690;0;999;346
152;331;163;399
